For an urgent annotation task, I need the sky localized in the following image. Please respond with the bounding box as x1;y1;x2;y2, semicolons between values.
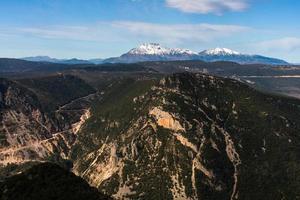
0;0;299;62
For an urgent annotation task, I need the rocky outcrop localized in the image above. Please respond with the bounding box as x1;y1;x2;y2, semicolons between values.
71;73;300;200
0;78;92;167
1;73;300;200
149;107;185;132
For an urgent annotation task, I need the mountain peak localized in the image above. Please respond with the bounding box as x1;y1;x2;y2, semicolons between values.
200;47;241;56
128;43;168;55
127;43;197;56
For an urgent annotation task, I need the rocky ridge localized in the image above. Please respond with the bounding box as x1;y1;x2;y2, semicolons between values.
0;73;300;199
71;73;300;199
0;77;94;167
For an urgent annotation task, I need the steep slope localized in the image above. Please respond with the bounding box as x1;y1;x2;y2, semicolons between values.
17;74;96;111
71;73;300;199
0;162;111;200
0;75;95;167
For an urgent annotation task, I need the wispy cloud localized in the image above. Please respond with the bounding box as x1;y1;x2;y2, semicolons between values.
166;0;248;15
112;21;249;44
4;21;249;46
15;24;125;43
256;37;300;52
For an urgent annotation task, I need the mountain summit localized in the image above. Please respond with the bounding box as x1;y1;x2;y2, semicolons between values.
104;43;199;63
200;47;241;56
104;43;288;65
20;43;289;65
127;43;197;56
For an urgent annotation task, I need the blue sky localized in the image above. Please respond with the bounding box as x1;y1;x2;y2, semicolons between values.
0;0;300;62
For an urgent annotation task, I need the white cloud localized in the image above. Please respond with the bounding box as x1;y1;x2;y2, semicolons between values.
112;21;249;44
256;37;300;52
166;0;248;14
7;21;249;45
16;24;125;43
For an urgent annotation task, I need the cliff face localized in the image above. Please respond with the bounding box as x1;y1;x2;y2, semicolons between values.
0;73;300;200
71;73;300;200
0;76;94;167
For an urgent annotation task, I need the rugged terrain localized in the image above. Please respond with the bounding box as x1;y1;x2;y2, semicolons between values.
0;75;95;167
2;58;300;99
71;73;300;199
0;71;300;200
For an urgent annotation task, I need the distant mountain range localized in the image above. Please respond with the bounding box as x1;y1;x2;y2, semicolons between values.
22;56;94;65
21;43;289;65
104;44;289;65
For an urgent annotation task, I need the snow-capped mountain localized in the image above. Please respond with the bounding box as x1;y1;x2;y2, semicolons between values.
22;43;289;65
104;44;288;65
104;43;199;63
198;47;288;65
200;47;241;56
127;43;198;56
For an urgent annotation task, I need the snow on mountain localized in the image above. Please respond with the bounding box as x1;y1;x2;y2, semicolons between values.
128;43;169;55
198;47;288;65
22;43;289;65
200;47;241;56
127;43;197;56
170;48;198;55
127;44;241;57
104;43;288;65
